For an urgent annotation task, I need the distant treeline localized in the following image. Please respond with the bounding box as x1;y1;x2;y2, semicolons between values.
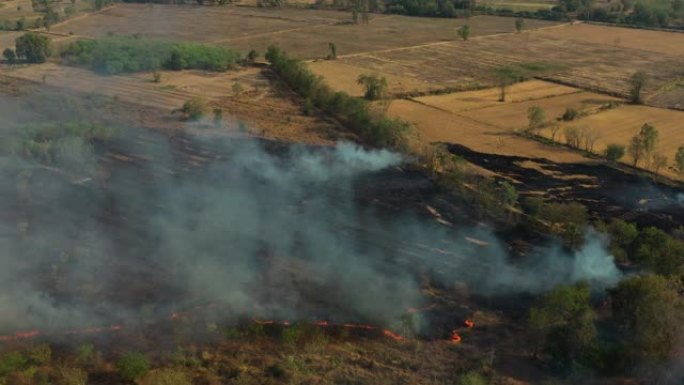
265;45;414;151
60;36;242;75
380;0;684;28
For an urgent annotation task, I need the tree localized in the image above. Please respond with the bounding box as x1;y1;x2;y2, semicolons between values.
3;48;16;65
457;25;471;41
15;32;52;63
515;17;524;32
492;66;521;102
526;106;545;133
651;152;667;175
628;123;658;166
610;275;684;364
675;145;684;173
116;353;150;382
528;283;597;370
357;74;388;100
630;227;684;276
629;70;647;104
604;144;625;162
328;42;337;60
550;124;561;142
564;126;581;148
42;7;60;31
581;126;600;152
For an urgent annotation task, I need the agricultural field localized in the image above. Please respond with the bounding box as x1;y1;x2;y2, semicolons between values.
333;23;684;103
541;104;684;177
478;0;556;10
387;81;610;163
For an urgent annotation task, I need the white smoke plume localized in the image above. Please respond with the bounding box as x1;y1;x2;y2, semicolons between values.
0;95;625;334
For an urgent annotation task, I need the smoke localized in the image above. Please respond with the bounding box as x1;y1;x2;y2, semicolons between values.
0;97;625;334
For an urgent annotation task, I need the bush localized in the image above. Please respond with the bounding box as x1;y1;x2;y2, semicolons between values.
116;352;150;382
458;371;488;385
61;36;241;74
604;144;625;162
59;367;88;385
0;352;28;377
561;107;578;121
3;48;16;64
15;32;53;63
181;97;208;120
138;369;191;385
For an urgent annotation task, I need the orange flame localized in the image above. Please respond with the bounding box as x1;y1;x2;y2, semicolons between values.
464;319;474;328
450;330;461;343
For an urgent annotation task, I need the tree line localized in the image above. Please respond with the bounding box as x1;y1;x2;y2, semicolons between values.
265;45;415;151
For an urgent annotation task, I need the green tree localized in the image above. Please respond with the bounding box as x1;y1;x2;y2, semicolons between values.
526;106;545;133
492;66;522;102
515;17;524;32
3;48;16;64
604;143;625;162
602;218;638;263
651;152;667;175
528;283;597;370
628;123;658;166
674;145;684;173
357;73;388;100
42;7;60;30
628;70;647;104
15;32;53;63
116;352;150;382
15;16;27;31
630;227;684;276
457;24;471;41
610;275;684;364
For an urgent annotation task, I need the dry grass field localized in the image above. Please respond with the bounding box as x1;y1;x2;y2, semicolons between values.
335;23;684;103
388;98;589;163
388;81;616;163
535;23;684;56
1;63;342;144
224;14;559;59
457;91;619;129
415;80;580;112
49;4;338;42
308;60;432;97
541;104;684;175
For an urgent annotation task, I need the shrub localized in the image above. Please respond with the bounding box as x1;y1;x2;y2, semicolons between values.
138;368;191;385
3;48;16;64
116;352;150;382
181;97;208;120
61;36;241;75
59;367;88;385
152;71;162;83
28;344;51;365
458;371;488;385
561;107;578;121
604;144;625;162
0;352;28;377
